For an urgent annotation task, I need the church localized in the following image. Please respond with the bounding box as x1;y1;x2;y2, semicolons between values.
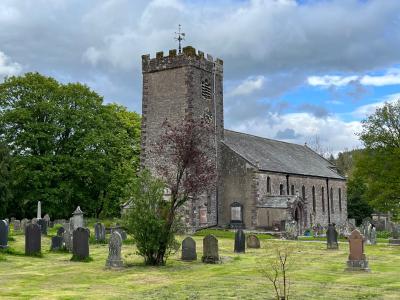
140;46;347;233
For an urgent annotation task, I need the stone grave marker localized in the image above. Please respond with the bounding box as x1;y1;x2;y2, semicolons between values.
72;227;89;260
246;234;260;249
181;237;197;261
13;220;21;232
326;224;339;249
43;214;50;225
94;223;106;242
37;218;47;235
0;220;9;249
370;226;377;245
105;231;123;268
346;229;370;272
389;224;400;245
234;229;246;253
63;229;73;252
51;236;64;251
21;219;28;234
72;207;84;230
57;226;65;237
25;223;41;255
202;234;219;264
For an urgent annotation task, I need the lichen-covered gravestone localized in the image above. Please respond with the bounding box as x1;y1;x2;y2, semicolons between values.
246;234;260;249
326;224;339;249
346;229;370;272
37;219;47;235
51;236;64;251
94;223;106;242
0;220;9;249
234;229;246;253
72;227;89;260
25;223;41;255
202;234;219;264
106;231;123;268
63;229;73;252
369;226;377;245
181;237;197;261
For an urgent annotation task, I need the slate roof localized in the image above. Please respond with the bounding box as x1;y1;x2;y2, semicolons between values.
223;129;345;180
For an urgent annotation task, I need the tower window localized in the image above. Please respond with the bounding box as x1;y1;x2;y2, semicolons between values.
321;187;325;213
339;188;342;212
267;177;271;194
312;186;316;213
279;184;284;195
302;185;306;200
201;79;212;101
330;187;334;213
291;185;295;195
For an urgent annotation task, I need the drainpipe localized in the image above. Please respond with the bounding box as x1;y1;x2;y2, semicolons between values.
326;178;331;224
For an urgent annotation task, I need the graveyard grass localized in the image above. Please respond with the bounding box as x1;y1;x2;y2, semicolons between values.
1;229;400;300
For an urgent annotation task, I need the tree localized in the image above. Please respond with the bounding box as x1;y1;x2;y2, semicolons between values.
0;73;141;218
346;176;373;225
0;142;12;218
355;100;400;216
124;117;216;265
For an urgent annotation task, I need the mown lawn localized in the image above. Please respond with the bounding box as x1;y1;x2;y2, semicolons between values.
1;228;399;300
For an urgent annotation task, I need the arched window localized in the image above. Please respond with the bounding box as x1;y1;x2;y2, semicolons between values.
291;185;295;195
267;177;271;194
321;187;325;213
330;187;334;213
312;186;316;212
339;188;342;212
302;185;306;200
230;202;243;224
279;184;284;195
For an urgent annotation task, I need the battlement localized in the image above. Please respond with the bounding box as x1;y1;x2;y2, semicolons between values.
142;46;223;74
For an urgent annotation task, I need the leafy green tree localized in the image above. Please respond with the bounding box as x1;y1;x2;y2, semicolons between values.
0;142;12;218
346;176;373;225
0;73;140;218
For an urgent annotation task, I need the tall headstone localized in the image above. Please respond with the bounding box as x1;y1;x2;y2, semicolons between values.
72;206;84;230
37;219;47;235
63;229;73;252
105;231;123;268
234;229;246;253
37;201;41;219
202;234;219;264
246;234;260;249
369;226;377;245
43;214;50;225
13;220;21;232
326;224;339;250
181;237;197;261
25;223;41;255
0;220;9;249
21;219;28;234
389;224;400;246
94;223;106;242
72;227;89;260
346;229;370;272
51;236;64;251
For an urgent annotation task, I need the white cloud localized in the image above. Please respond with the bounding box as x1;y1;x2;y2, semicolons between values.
307;75;358;87
229;76;265;97
0;51;22;79
360;69;400;86
352;93;400;118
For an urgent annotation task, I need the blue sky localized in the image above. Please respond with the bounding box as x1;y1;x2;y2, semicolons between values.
0;0;400;154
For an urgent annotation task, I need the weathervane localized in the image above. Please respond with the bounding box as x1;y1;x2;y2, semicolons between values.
174;24;185;54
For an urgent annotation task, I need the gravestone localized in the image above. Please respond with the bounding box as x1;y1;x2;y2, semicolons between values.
346;229;370;272
43;214;50;226
389;224;400;245
326;224;339;250
0;220;9;249
285;220;298;240
37;218;47;235
201;234;219;264
105;231;123;268
21;219;28;234
25;223;41;255
72;206;84;230
32;218;38;224
72;227;89;260
370;226;377;245
57;227;65;237
37;201;41;219
13;220;21;232
234;229;246;253
181;237;197;261
63;229;73;252
94;223;106;242
246;234;260;249
51;236;64;251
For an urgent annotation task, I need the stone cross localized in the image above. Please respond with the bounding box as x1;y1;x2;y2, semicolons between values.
181;237;197;261
326;224;339;249
37;201;41;219
246;234;260;249
0;220;9;249
234;229;246;253
106;231;123;268
25;223;41;255
346;229;370;272
72;227;89;260
94;223;106;242
201;234;219;263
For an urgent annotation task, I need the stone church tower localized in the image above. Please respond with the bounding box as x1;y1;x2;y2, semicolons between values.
140;46;224;229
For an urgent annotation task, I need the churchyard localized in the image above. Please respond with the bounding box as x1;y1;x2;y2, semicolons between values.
1;221;400;300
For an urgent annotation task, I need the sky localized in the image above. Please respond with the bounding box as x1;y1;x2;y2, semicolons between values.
1;0;400;155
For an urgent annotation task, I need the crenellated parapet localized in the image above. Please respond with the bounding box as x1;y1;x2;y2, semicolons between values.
142;46;223;74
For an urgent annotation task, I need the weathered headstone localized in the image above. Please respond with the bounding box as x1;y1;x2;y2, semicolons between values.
72;227;89;260
326;224;339;250
63;229;73;252
234;229;246;253
94;223;106;242
285;220;298;240
21;219;28;234
37;201;41;219
246;234;260;249
105;231;123;268
72;206;84;230
51;236;64;251
13;220;21;232
369;226;377;245
202;234;219;263
181;237;197;261
0;220;9;249
37;218;47;235
25;223;41;255
32;218;38;224
57;227;65;237
389;224;400;245
43;214;50;225
346;229;370;272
